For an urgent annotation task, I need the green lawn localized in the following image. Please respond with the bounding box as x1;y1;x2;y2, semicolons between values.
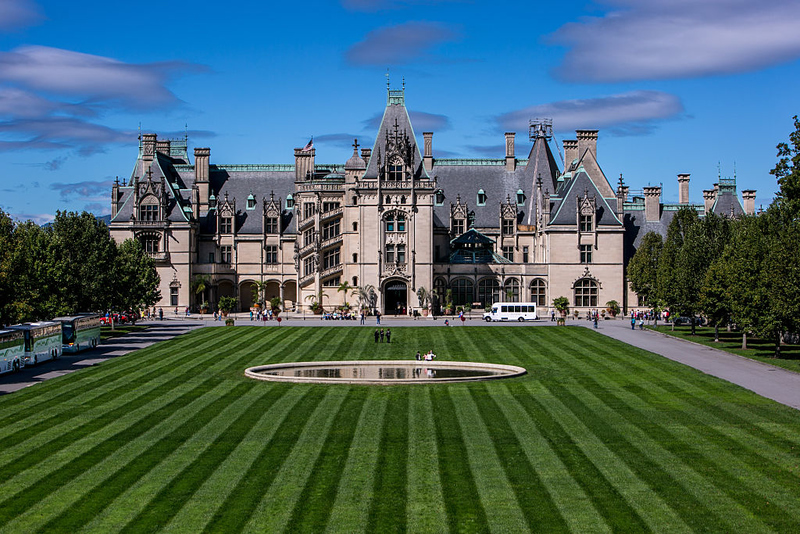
648;324;800;374
1;326;799;533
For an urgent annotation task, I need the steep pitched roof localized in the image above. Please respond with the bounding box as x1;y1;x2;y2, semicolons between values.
549;169;622;227
363;89;428;179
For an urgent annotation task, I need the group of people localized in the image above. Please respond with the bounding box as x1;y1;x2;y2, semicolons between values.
373;328;391;343
415;350;437;361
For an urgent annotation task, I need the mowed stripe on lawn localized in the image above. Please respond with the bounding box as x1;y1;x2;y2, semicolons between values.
0;325;797;533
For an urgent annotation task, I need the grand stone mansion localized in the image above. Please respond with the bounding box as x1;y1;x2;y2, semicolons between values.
108;87;756;315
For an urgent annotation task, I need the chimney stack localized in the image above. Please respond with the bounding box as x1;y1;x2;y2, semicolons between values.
742;190;756;215
643;186;662;222
156;139;171;156
505;132;516;171
703;189;716;214
361;148;371;168
194;147;210;207
141;133;157;165
423;132;433;172
677;173;690;204
576;129;598;160
294;147;315;180
563;139;578;167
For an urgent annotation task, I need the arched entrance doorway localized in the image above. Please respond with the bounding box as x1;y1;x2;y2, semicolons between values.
384;280;408;315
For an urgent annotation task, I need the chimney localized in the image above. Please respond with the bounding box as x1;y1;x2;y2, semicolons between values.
194;147;210;207
156;139;171;156
141;133;157;165
576;129;598;160
742;190;756;215
423;132;433;172
703;189;716;214
361;148;371;168
677;173;690;204
505;132;516;171
643;186;662;222
563;139;578;166
295;147;315;180
111;179;120;218
542;189;551;225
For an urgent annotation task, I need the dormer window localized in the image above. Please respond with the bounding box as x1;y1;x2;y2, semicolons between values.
517;189;525;205
247;194;256;210
477;189;487;206
502;218;515;235
435;189;445;206
286;194;294;209
208;194;216;209
140;204;158;221
265;216;278;234
453;218;465;235
388;159;403;181
220;216;233;234
579;213;593;232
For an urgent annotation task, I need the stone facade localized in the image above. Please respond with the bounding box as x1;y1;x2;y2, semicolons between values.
108;87;755;316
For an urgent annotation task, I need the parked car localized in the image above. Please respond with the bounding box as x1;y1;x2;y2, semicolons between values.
673;316;706;326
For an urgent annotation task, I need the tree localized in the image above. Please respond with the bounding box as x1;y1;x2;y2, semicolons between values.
113;239;161;314
627;231;662;307
44;211;118;316
357;284;376;312
218;296;238;315
416;286;430;310
337;281;356;308
6;221;50;323
770;115;800;217
192;274;211;308
0;209;16;325
699;259;732;342
251;280;269;309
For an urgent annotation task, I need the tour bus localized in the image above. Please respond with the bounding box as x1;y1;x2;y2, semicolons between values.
52;314;102;353
9;321;62;366
483;302;539;322
0;329;24;375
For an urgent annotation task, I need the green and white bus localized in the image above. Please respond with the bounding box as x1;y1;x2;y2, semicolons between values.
52;314;102;353
0;329;24;375
9;321;62;366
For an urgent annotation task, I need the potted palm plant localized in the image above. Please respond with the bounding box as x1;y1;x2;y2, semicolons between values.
218;296;238;318
417;286;430;316
552;296;569;326
270;296;282;316
305;290;327;314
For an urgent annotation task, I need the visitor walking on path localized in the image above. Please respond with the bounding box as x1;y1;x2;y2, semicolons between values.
631;315;636;330
376;311;381;325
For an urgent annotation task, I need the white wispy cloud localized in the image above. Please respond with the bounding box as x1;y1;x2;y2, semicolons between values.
496;90;684;135
0;0;43;31
346;21;458;66
363;109;451;131
551;0;800;82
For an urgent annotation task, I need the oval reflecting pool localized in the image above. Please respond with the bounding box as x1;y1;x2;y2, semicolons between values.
245;360;526;385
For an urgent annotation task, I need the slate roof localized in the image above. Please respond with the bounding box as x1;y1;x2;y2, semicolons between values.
363;95;427;180
549;169;622;227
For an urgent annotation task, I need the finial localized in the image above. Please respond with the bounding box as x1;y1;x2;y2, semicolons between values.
386;69;390;90
618;173;624;187
402;76;405;90
353;138;359;153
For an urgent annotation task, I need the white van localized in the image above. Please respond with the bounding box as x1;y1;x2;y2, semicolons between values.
483;303;538;322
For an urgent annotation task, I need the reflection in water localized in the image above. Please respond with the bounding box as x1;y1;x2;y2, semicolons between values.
260;364;505;380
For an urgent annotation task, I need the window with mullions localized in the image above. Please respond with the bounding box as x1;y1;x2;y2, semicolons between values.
303;229;314;247
323;277;340;287
397;213;405;232
221;245;232;264
385;214;394;232
323;248;340;270
580;214;593;232
478;278;501;307
504;278;520;302
303;257;314;276
322;201;340;212
453;218;465;236
523;246;529;263
141;236;159;254
530;278;546;306
170;287;178;306
265;245;278;264
574;278;598;307
322;219;340;241
140;204;158;221
580;244;592;264
388;161;403;181
502;246;514;262
385;244;395;263
265;216;279;234
303;202;315;219
451;279;474;306
220;216;233;234
502;218;515;235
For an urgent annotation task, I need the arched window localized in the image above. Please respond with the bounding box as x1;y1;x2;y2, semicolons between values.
477;189;487;206
530;278;546;306
574;278;598;307
397;213;405;232
504;278;520;302
285;194;294;209
384;213;394;232
435;189;445;205
353;253;358;263
353;276;358;287
433;277;447;301
451;279;474;306
517;189;525;205
140;234;160;256
139;196;159;221
353;221;358;231
477;278;501;307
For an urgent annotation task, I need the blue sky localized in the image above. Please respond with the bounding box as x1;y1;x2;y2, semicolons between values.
1;0;799;223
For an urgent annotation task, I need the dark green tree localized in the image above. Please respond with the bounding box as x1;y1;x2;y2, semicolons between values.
627;231;662;307
770;115;800;217
0;209;15;326
44;211;118;315
5;221;51;323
